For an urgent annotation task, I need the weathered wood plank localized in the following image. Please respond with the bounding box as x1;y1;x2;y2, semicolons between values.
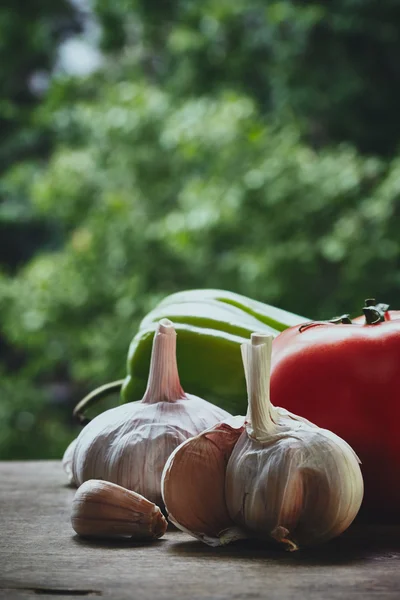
0;461;399;600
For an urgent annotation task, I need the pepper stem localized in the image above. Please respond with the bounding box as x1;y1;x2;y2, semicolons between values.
73;380;124;425
142;319;185;404
241;332;276;440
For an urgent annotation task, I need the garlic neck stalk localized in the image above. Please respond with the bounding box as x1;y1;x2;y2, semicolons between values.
142;318;185;404
242;333;277;440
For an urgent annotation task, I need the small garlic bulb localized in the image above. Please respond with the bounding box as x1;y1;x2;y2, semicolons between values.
162;417;247;546
69;319;230;506
225;333;364;550
71;480;167;540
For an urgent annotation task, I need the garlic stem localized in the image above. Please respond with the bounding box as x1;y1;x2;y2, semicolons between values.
142;318;185;404
241;332;276;440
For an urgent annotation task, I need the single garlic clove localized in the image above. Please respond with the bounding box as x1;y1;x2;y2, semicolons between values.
162;416;247;546
71;480;167;540
62;438;78;487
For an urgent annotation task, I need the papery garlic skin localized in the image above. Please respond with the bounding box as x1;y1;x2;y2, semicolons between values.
71;479;167;540
225;334;364;550
72;395;228;506
70;319;230;507
162;416;247;546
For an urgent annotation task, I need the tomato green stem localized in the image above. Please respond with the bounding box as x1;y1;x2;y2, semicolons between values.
363;299;390;325
365;298;377;307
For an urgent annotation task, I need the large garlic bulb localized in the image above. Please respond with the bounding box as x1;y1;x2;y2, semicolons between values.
225;333;364;550
69;319;230;506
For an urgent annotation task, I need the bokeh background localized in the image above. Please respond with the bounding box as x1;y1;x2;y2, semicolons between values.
1;0;400;459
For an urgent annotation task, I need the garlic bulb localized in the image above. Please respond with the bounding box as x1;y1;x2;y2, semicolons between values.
225;333;364;550
162;332;363;550
162;416;246;546
69;319;230;507
71;480;167;540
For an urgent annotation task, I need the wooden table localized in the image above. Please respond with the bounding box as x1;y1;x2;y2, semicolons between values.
0;461;399;600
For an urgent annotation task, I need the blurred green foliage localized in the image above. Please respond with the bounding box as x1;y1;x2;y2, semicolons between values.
0;0;81;272
1;1;400;459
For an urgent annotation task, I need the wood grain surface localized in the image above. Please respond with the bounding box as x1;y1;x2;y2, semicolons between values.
0;461;399;600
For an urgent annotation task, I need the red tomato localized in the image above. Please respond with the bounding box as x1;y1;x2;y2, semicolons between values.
270;302;400;522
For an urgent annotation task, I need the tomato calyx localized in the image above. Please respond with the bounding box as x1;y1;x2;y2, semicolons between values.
299;299;391;332
299;314;352;333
